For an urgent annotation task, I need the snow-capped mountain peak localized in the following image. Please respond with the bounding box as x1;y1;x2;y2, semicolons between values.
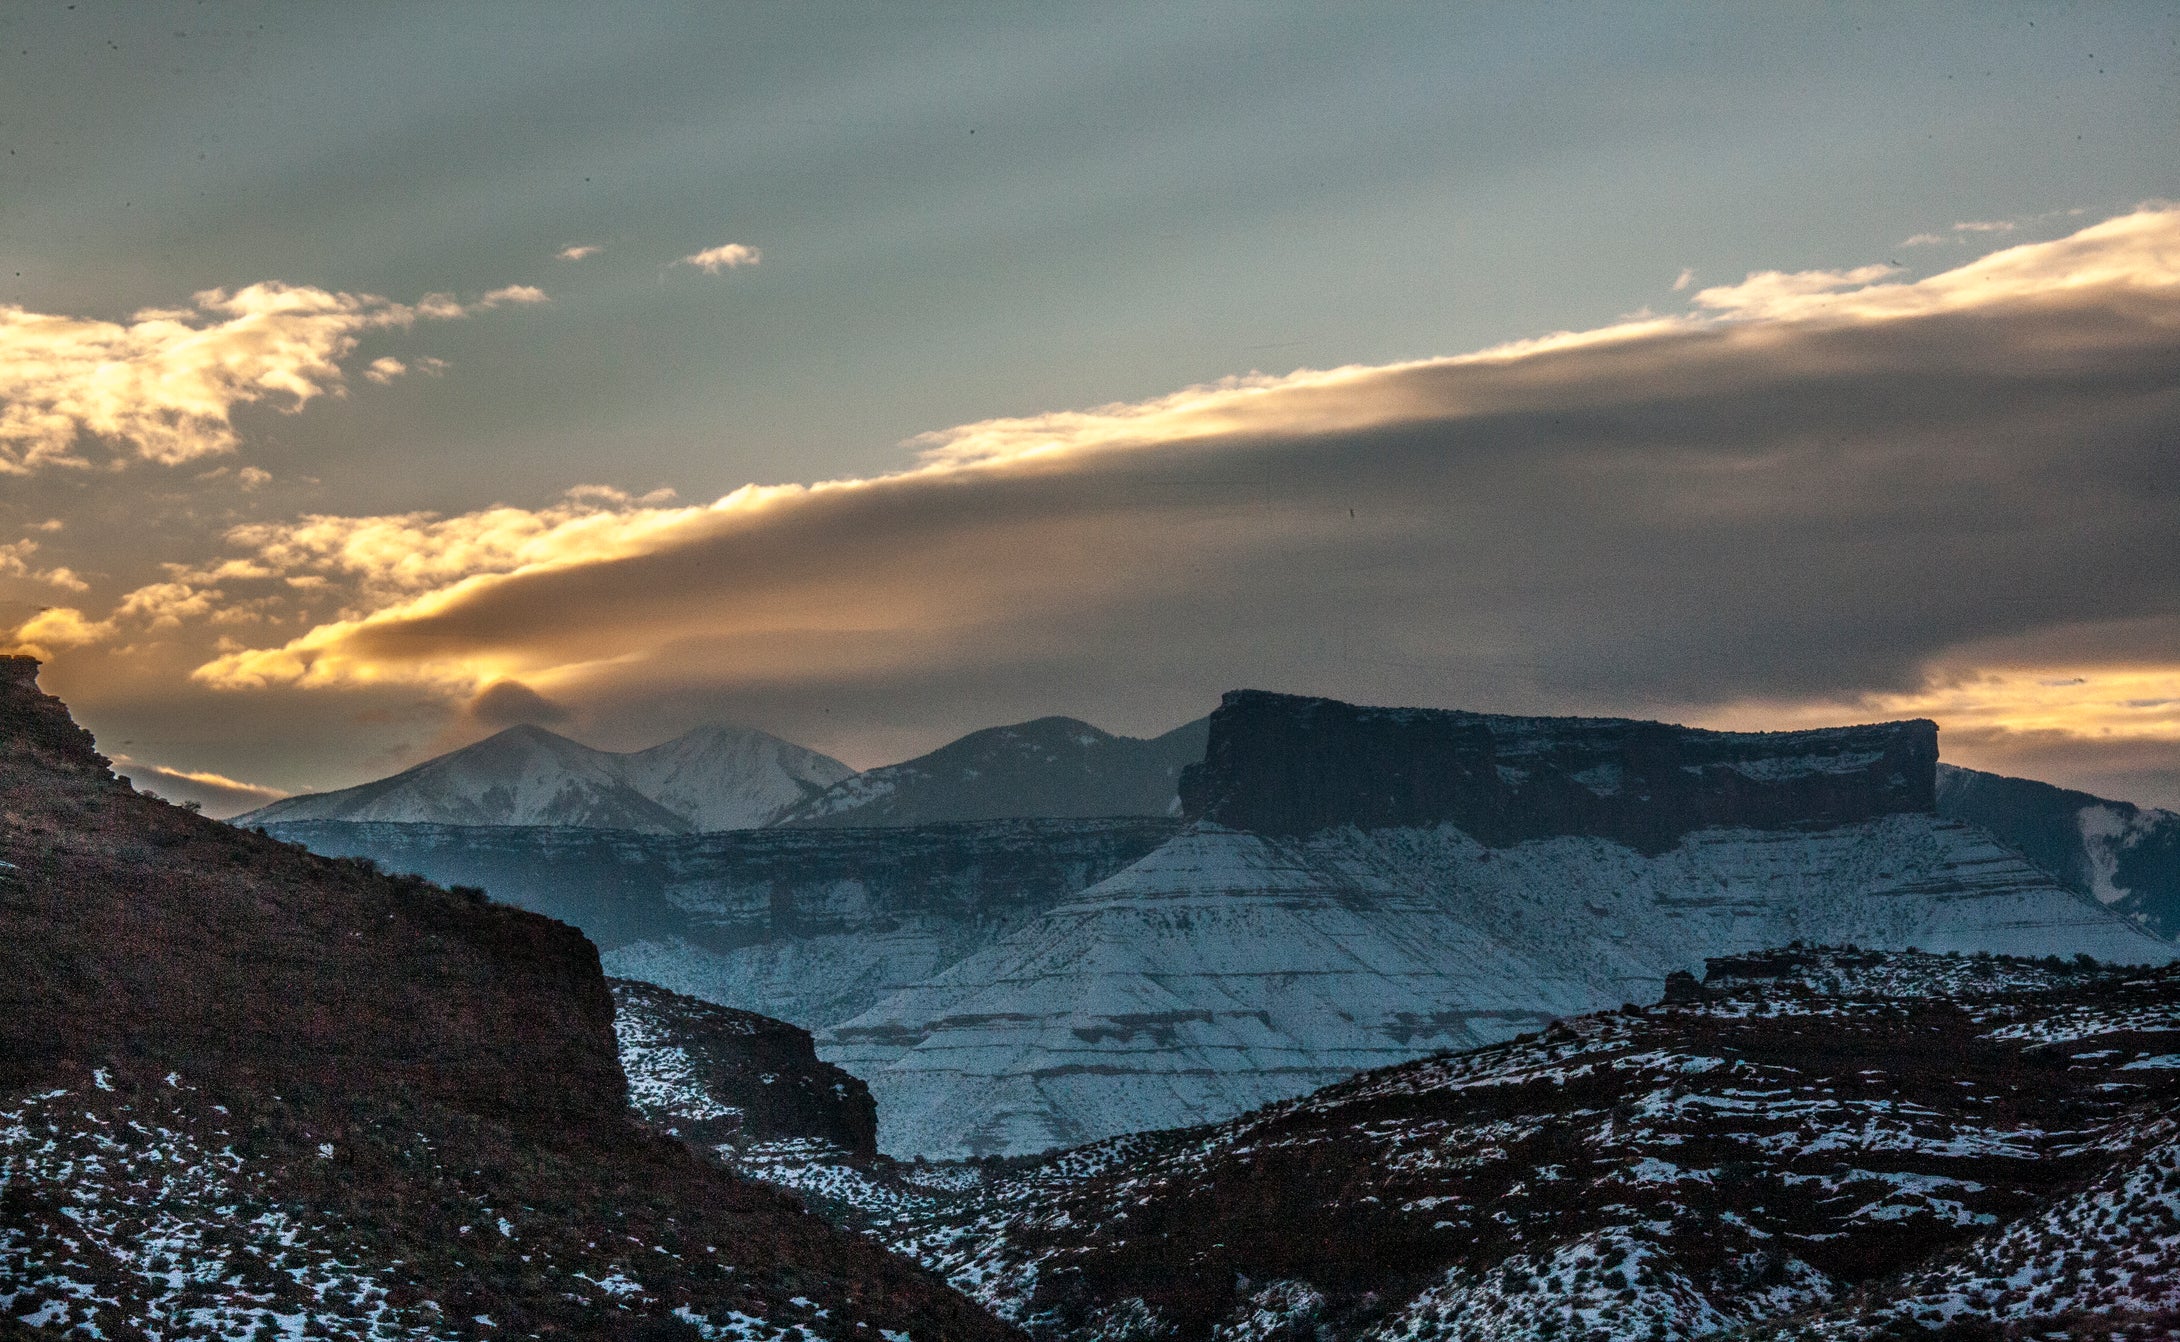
236;720;852;832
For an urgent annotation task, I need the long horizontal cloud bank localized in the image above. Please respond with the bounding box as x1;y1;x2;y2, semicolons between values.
80;207;2180;802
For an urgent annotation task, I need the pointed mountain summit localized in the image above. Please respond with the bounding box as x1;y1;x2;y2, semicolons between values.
618;722;855;831
237;721;851;832
771;713;1209;827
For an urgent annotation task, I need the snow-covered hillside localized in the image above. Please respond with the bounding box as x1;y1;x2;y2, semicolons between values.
236;722;852;832
772;714;1207;827
1939;762;2180;938
829;815;2176;1158
850;948;2180;1341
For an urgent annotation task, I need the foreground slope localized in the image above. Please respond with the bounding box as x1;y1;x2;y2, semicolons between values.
771;716;1208;828
826;691;2173;1157
1938;762;2180;939
239;721;852;832
837;948;2180;1341
0;657;1013;1342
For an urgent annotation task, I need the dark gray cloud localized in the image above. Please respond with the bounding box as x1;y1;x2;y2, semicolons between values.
466;679;575;729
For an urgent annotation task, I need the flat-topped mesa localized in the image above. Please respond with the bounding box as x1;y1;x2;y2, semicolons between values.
1178;689;1938;854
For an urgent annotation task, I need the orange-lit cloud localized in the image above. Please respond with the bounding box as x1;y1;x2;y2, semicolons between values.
109;753;287;818
10;606;116;658
165;214;2180;745
0;281;542;473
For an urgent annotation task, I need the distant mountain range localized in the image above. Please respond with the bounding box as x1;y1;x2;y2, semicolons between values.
240;712;1208;834
237;721;854;832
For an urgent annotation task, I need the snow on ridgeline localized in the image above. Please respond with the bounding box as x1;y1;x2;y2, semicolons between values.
235;721;853;833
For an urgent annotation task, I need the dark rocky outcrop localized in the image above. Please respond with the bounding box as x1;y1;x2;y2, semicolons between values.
877;948;2180;1340
0;657;622;1133
0;657;1018;1340
1179;689;1938;854
613;978;879;1157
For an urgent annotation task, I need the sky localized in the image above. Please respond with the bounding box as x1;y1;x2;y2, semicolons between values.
1;1;2177;815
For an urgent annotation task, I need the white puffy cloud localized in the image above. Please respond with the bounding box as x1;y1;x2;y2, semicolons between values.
1690;206;2179;322
115;581;222;630
680;243;762;273
0;281;539;473
556;244;603;261
212;486;712;611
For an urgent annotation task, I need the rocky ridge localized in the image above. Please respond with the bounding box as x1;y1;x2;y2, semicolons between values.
258;816;1180;1032
811;691;2168;1158
613;977;878;1158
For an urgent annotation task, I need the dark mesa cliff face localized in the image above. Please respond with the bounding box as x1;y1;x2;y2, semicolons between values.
1180;689;1938;854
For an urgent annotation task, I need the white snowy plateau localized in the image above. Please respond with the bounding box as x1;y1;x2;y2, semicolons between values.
611;811;2175;1159
238;722;853;833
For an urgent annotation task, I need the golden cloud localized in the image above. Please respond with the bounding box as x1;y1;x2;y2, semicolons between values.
8;606;116;658
0;281;543;473
0;539;89;591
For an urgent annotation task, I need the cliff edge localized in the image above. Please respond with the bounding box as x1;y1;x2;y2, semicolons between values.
1180;688;1938;854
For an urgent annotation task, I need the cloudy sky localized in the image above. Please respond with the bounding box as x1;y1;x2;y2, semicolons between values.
2;1;2177;814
